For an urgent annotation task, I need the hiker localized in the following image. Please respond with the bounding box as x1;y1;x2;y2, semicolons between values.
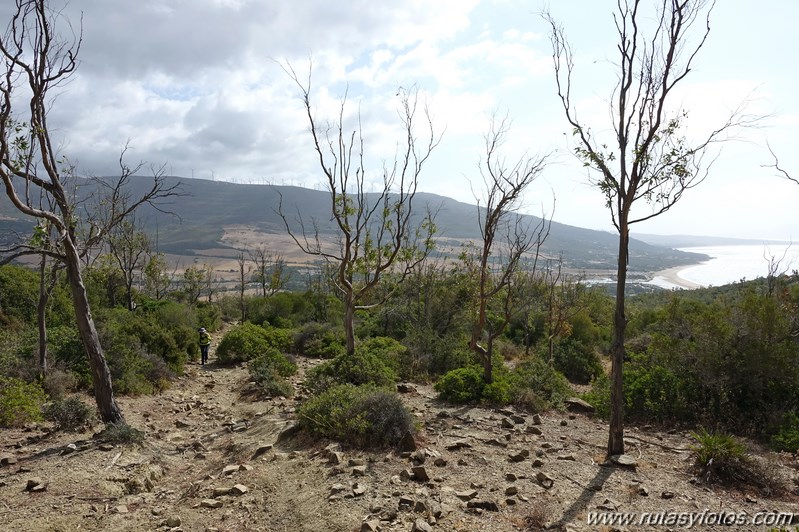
198;327;211;365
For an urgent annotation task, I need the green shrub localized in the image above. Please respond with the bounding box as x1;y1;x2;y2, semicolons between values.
297;384;415;448
551;338;602;384
770;413;799;453
216;322;292;364
581;373;611;419
96;422;145;445
357;336;406;374
482;376;513;405
43;396;95;431
511;356;571;410
294;322;345;359
435;366;485;403
692;429;760;484
248;348;296;398
305;348;398;394
0;376;47;427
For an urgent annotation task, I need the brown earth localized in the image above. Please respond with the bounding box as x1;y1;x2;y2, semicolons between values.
1;337;798;532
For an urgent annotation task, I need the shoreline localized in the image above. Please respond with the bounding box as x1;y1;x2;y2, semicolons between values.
650;265;703;290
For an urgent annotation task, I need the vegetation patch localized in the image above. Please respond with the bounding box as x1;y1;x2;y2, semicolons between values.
297;384;415;449
0;376;47;427
43;396;95;431
248;348;296;398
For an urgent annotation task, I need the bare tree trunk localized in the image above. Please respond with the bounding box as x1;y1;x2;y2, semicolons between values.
344;294;356;356
64;243;124;424
608;223;629;456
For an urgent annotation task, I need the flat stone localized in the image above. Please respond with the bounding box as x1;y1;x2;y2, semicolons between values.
412;518;433;532
221;464;239;475
505;486;518;495
352;465;368;476
564;397;596;414
610;454;637;468
557;454;576;461
114;505;129;514
252;444;272;459
0;456;18;466
445;440;471;451
526;426;542;435
467;500;499;512
455;490;478;500
201;499;223;509
230;484;248;495
213;486;231;497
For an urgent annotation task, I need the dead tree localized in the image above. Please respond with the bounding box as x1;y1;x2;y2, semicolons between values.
467;116;551;384
278;65;440;356
545;0;757;456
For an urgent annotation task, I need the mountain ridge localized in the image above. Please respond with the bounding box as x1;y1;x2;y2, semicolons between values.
0;176;709;272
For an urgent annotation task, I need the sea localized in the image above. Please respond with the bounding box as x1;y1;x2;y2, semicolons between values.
649;244;799;289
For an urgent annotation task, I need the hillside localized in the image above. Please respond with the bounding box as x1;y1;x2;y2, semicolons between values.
0;176;707;273
1;342;797;532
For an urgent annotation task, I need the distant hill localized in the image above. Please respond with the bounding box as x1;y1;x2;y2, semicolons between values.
0;176;708;272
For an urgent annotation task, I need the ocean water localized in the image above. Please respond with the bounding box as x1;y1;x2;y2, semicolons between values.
673;245;799;288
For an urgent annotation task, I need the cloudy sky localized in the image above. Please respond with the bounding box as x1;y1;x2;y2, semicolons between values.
3;0;798;241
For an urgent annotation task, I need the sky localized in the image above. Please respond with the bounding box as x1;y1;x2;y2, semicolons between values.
2;0;798;241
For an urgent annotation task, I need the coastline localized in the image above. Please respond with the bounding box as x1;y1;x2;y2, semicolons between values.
650;265;703;290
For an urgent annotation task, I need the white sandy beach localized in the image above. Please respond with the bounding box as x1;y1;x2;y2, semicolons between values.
650;265;702;290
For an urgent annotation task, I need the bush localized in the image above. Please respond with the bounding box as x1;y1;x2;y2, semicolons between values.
294;322;345;359
581;373;611;419
435;366;485;404
216;322;292;364
357;336;406;374
689;429;777;489
248;348;296;398
305;347;398;394
551;338;602;384
770;413;799;453
482;376;513;405
97;422;145;445
297;384;415;448
43;396;95;431
511;356;571;411
0;376;47;427
41;369;78;399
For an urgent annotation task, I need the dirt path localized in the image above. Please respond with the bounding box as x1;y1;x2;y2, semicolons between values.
1;331;798;531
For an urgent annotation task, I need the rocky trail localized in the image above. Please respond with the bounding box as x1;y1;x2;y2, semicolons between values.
1;338;799;532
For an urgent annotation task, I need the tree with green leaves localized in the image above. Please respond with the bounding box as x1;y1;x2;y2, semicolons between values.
278;66;440;356
545;0;757;456
0;0;179;423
